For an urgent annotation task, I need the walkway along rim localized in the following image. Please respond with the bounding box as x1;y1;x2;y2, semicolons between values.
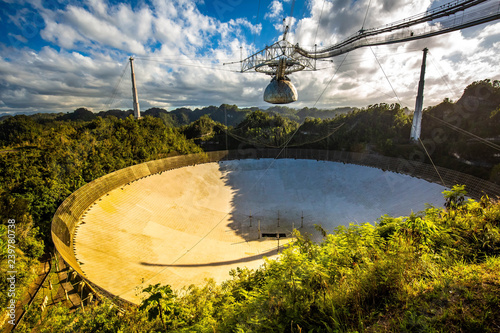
51;149;500;307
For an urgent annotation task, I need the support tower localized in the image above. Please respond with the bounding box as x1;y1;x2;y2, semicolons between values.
410;48;428;142
129;57;141;119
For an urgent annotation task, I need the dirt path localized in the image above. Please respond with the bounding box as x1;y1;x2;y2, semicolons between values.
1;253;51;332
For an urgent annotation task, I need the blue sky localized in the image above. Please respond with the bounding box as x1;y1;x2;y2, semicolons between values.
1;0;499;114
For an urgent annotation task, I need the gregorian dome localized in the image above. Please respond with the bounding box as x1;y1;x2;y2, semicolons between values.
263;77;298;104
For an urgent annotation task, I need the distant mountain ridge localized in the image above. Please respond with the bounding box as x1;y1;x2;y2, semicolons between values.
19;104;356;127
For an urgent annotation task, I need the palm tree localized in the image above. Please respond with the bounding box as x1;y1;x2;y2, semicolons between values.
139;283;175;331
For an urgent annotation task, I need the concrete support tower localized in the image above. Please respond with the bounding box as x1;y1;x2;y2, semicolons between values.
129;57;141;119
410;48;428;142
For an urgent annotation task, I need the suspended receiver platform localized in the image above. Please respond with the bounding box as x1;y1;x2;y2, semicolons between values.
229;0;500;104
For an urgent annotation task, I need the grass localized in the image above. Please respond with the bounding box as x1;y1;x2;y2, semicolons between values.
12;187;500;332
366;257;500;333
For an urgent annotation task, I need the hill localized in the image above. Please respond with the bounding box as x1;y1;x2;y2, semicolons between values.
14;186;500;332
1;79;500;332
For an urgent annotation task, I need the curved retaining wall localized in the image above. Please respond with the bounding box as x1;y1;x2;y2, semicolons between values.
51;149;500;304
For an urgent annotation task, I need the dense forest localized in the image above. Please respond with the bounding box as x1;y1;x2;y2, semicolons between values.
13;187;500;332
0;104;354;129
0;115;202;320
1;79;499;332
183;80;500;182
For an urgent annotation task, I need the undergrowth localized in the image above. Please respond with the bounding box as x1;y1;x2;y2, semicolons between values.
15;185;500;332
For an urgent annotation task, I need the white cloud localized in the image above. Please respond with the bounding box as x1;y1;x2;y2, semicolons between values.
282;0;500;110
41;20;85;49
40;4;149;54
232;18;262;35
0;0;265;113
87;0;108;17
7;33;28;43
0;0;499;114
265;0;284;20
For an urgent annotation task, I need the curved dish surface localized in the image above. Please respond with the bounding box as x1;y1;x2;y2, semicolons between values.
74;159;446;303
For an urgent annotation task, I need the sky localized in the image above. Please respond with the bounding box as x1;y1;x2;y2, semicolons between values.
0;0;500;114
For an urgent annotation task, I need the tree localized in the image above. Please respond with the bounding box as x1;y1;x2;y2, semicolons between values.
443;184;467;210
139;283;176;330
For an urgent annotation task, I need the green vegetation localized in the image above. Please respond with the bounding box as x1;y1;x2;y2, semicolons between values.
422;79;500;180
206;80;499;182
173;80;500;182
288;102;411;153
1;79;499;331
0;115;201;312
14;186;500;332
232;111;300;148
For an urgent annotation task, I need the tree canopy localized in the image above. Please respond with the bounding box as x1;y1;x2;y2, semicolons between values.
2;79;500;332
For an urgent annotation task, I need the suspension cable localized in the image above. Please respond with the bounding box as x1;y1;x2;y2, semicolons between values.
104;60;129;110
361;0;373;31
289;0;296;24
313;53;349;108
253;0;261;46
368;47;448;184
135;57;238;72
428;113;500;152
224;122;345;149
428;51;461;98
314;0;327;46
370;46;403;106
418;137;446;187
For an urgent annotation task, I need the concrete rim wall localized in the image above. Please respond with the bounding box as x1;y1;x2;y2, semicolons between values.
51;149;500;304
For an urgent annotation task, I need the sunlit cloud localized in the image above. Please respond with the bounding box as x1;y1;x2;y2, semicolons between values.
0;0;498;114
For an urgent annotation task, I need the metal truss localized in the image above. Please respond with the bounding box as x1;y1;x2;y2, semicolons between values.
296;0;500;59
239;40;316;75
230;0;500;75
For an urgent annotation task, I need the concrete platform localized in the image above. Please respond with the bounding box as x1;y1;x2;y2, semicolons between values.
74;159;446;304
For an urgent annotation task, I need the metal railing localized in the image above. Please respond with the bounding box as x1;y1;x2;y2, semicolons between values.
296;0;500;58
